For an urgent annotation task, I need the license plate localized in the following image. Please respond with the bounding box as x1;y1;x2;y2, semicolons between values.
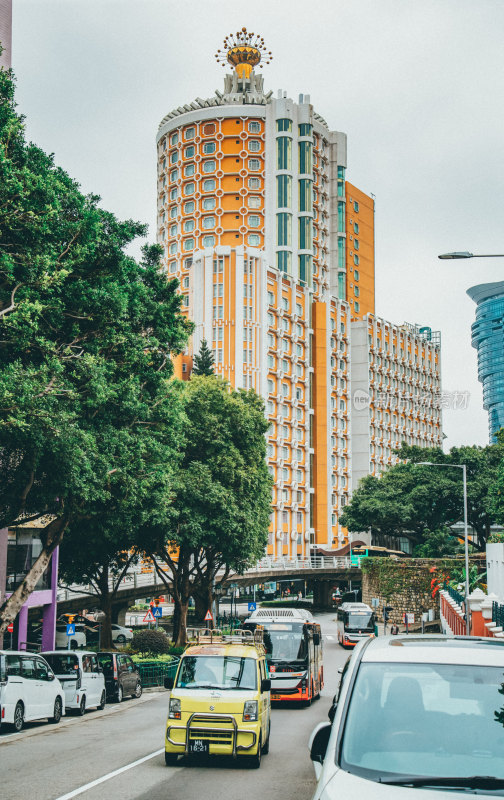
189;739;209;755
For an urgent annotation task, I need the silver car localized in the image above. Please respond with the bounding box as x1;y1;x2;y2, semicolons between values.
309;635;504;798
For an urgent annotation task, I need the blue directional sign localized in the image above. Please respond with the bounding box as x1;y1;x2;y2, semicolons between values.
152;606;163;618
248;602;257;612
66;623;76;636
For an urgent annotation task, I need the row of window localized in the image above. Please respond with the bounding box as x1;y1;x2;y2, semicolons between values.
166;213;262;237
165;120;262;148
276;120;313;136
160;175;262;205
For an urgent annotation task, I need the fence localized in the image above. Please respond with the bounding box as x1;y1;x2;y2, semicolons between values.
492;601;504;629
133;656;180;688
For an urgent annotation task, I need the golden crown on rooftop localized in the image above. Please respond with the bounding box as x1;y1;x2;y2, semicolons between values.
215;27;273;80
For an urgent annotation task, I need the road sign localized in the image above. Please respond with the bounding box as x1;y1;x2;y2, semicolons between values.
143;610;156;623
371;598;380;608
66;623;76;636
403;613;415;625
248;602;257;612
204;610;213;622
152;606;163;618
7;623;13;633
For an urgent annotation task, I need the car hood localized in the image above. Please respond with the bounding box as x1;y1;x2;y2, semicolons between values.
172;688;258;715
319;768;482;800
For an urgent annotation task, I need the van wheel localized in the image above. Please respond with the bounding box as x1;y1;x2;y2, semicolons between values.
261;724;270;755
77;696;86;716
51;697;62;724
12;702;24;732
134;682;142;698
165;752;179;766
246;736;262;768
116;685;123;703
98;691;106;710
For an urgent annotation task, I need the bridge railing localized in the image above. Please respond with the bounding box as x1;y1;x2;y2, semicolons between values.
57;555;361;604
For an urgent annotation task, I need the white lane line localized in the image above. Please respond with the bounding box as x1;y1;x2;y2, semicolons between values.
53;748;164;800
325;635;334;641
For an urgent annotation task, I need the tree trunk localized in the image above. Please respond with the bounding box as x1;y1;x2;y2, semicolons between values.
176;600;189;647
98;569;114;650
171;601;180;643
0;515;68;637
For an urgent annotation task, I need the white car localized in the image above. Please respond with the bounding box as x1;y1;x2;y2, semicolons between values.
43;651;106;715
309;635;504;798
55;622;88;649
111;624;133;644
0;651;65;732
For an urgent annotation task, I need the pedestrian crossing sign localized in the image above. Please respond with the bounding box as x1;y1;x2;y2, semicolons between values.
204;610;213;622
143;610;156;623
152;606;163;618
66;623;75;636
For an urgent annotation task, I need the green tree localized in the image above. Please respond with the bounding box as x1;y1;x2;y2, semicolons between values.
145;376;272;646
192;339;215;376
341;443;502;552
412;528;463;558
0;66;191;637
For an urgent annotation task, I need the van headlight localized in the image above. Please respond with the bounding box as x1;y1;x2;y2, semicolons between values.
169;697;181;720
243;701;258;722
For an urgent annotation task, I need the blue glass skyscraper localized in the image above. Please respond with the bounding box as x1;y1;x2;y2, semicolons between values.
468;281;504;442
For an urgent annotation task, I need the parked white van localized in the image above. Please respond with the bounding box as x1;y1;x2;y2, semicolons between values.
43;651;106;715
0;651;65;732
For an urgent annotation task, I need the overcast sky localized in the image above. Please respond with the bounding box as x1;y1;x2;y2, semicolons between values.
10;0;504;449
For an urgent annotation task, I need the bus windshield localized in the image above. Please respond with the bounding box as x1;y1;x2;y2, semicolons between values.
346;612;374;631
263;623;308;662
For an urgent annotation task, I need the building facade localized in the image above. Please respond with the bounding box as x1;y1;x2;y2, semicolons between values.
0;0;12;70
468;281;504;442
157;31;442;556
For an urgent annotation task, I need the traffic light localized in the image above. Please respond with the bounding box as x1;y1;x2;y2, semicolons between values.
383;606;393;621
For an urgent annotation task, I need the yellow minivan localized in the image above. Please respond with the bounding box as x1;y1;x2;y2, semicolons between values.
164;628;271;768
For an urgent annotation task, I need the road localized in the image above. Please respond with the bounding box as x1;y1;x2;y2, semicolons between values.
0;612;347;800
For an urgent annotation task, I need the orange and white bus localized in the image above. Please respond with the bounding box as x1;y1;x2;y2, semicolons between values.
243;611;323;704
336;602;376;648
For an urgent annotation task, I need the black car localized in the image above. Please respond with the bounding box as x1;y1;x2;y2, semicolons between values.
96;652;142;702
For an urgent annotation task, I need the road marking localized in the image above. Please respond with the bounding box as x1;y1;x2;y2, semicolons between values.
325;635;334;641
53;748;164;799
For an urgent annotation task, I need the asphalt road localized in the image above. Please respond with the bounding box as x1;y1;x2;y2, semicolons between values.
0;612;347;800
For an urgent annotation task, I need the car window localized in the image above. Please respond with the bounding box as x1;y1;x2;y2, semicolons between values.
44;653;79;675
97;653;113;674
21;657;37;679
6;655;22;676
35;658;50;680
89;655;98;673
82;655;92;673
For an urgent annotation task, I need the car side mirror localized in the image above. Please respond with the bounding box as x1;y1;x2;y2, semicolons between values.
261;678;271;692
310;722;331;764
313;633;320;646
328;697;338;723
48;673;55;682
164;676;174;690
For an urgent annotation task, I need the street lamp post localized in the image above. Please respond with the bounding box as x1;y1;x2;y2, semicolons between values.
438;252;504;260
417;462;470;635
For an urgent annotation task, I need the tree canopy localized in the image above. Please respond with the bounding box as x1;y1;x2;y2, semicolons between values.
0;66;191;635
340;443;502;552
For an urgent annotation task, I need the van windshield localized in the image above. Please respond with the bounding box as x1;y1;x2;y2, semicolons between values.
44;653;79;675
176;656;257;690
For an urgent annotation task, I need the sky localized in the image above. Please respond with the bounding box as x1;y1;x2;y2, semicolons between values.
9;0;504;449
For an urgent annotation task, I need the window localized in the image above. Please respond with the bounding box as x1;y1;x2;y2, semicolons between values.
277;251;291;273
299;123;313;137
248;196;261;209
183;219;194;232
170;168;179;183
296;302;303;316
203;235;215;247
354;222;359;234
184;145;195;158
203;160;216;173
169;206;177;219
184;126;195;140
169;224;177;236
298;141;312;173
203;141;216;154
353;200;359;212
170;150;179;164
338;201;345;233
202;197;216;210
276;119;292;132
169;242;177;255
203;179;216;192
183;238;194;250
184;163;195;177
202;216;215;229
282;297;289;311
169;261;177;273
248;215;260;228
248;176;260;189
248;234;261;246
298;217;312;249
249;120;261;132
354;239;359;251
354;301;360;312
354;286;360;297
353;254;360;266
277;174;292;208
277;213;292;246
203;122;216;135
170;187;178;200
276;137;292;170
184;182;195;195
170;132;179;146
299;254;312;285
299;179;313;212
248;159;261;171
248;140;261;152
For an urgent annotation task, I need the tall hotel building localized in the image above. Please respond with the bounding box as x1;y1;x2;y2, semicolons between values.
156;31;442;555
